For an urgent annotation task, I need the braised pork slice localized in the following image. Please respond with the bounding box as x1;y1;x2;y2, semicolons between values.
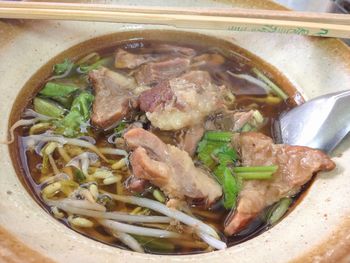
192;53;226;67
139;71;227;130
114;48;158;69
124;128;222;203
178;125;205;156
224;132;335;235
126;176;148;193
206;110;260;132
135;58;190;86
139;82;174;113
89;67;137;129
155;44;196;57
115;45;196;70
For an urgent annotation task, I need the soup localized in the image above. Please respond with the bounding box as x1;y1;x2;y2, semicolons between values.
5;37;335;254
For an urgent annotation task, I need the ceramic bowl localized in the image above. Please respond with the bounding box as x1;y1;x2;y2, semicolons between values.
1;0;350;262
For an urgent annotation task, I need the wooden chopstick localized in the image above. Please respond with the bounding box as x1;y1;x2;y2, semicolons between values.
0;1;349;38
1;1;349;25
1;1;350;25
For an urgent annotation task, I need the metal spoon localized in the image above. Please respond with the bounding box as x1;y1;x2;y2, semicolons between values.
274;89;350;153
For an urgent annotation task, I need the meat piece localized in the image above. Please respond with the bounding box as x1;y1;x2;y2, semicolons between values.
139;82;174;113
126;176;148;193
206;110;257;132
135;58;190;86
156;44;196;57
124;128;222;204
224;132;336;235
139;71;227;130
178;125;205;156
181;69;213;86
89;67;137;129
192;53;226;67
114;48;157;69
115;45;196;70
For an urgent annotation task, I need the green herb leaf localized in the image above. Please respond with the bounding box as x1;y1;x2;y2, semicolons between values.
70;91;94;120
55;91;94;137
34;97;65;118
40;82;79;98
54;59;74;75
51;96;74;109
197;140;224;168
197;131;241;209
212;144;237;165
213;165;240;209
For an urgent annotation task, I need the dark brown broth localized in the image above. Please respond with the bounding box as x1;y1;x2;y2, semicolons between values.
12;38;298;255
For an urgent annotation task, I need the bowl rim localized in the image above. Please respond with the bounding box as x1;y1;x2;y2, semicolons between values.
1;1;350;262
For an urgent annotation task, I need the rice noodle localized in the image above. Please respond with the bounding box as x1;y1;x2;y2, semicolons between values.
76;52;100;66
22;134;108;161
100;219;180;238
57;146;71;162
66;152;99;174
99;147;128;157
227;70;268;91
198;232;227;250
48;200;172;223
2;118;47;144
39;173;70;187
23;109;53;121
107;133;117;144
78;136;96;145
48;154;60;175
2;110;54;144
102;192;219;239
112;230;144;253
47;199;106;212
34;140;48;155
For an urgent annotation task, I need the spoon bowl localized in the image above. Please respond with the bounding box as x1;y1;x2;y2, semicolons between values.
275;89;350;153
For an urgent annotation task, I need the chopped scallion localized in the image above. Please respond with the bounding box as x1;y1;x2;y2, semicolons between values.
252;68;288;100
266;198;292;225
233;165;278;173
204;131;232;142
236;172;273;180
